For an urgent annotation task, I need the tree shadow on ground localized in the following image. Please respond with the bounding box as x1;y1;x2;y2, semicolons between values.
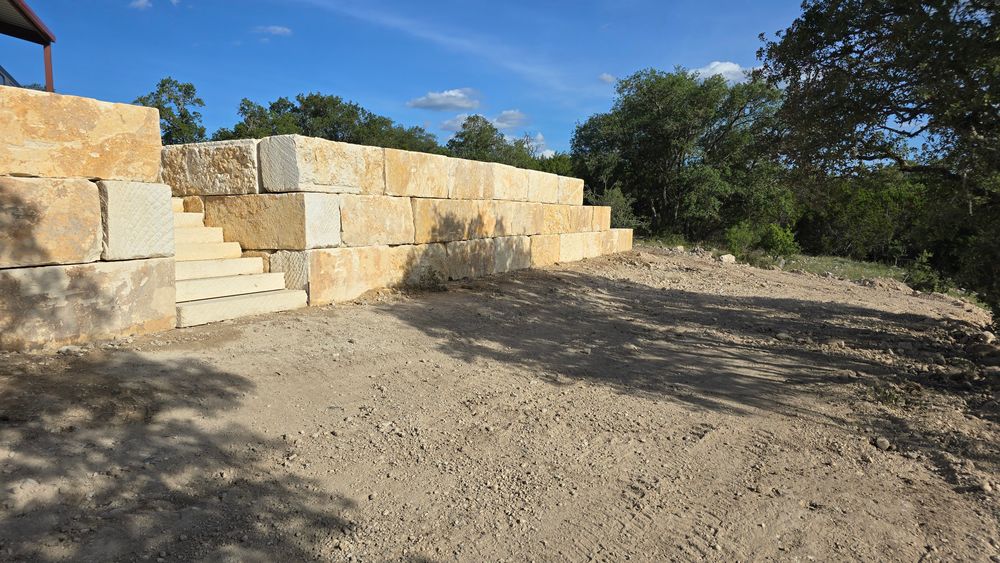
0;352;355;562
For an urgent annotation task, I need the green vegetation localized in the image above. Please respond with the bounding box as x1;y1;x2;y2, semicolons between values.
782;255;906;282
134;77;206;145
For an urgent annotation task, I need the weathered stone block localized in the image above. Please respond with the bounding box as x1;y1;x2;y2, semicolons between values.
0;86;161;182
0;177;102;268
611;228;633;252
204;193;341;250
404;243;449;287
259;135;384;194
592;206;612;231
385;148;450;198
530;234;561;267
494;236;531;273
557;176;585;205
98;181;174;261
412;199;494;243
340;195;415;246
493;164;529;201
160;139;260;196
182;196;205;213
542;204;594;234
559;232;602;262
272;245;412;305
446;239;495;280
527;170;560;204
0;258;176;350
449;158;494;200
493;201;543;236
242;251;273;273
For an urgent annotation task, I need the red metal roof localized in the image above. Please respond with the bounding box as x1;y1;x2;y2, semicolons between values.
0;0;55;45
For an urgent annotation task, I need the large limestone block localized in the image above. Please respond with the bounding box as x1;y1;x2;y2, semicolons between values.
592;206;612;231
384;149;450;198
494;236;531;273
493;201;544;236
557;176;585;205
259;135;384;194
272;246;411;305
160;139;260;196
412;199;495;243
559;232;602;262
611;228;633;252
530;234;560;267
0;258;175;350
0;86;160;181
98;181;174;260
446;239;495;280
449;158;494;200
0;177;102;268
542;205;594;234
404;243;448;287
493;164;529;201
340;195;415;247
527;171;560;204
203;193;341;250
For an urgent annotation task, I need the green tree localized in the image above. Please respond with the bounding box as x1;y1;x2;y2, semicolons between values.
446;115;539;168
134;77;206;145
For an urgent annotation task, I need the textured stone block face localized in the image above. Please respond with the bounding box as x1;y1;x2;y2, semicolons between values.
98;181;174;260
0;258;176;350
160;139;260;196
259;135;383;194
0;86;161;182
404;243;448;287
412;199;494;243
182;196;204;213
611;228;633;252
449;158;494;200
204;193;341;250
340;195;415;247
0;177;102;268
446;239;495;280
493;201;543;236
494;236;531;273
530;234;561;267
557;176;585;205
527;171;560;204
543;205;594;234
272;246;403;305
384;149;450;198
592;206;612;231
559;232;596;262
493;164;529;201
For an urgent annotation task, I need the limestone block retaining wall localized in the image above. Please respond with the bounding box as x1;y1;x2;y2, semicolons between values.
0;86;175;350
161;134;632;306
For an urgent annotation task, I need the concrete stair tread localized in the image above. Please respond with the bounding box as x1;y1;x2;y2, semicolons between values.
175;257;264;280
176;272;287;303
175;241;242;261
171;198;184;212
174;226;224;244
173;212;204;228
175;289;307;328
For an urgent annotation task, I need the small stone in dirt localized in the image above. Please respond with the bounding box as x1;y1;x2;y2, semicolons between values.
982;331;996;344
775;333;793;342
875;437;891;451
673;246;685;252
719;254;737;264
57;345;83;355
825;338;846;349
368;493;377;500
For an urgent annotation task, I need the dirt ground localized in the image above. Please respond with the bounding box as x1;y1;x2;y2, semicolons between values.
1;245;998;562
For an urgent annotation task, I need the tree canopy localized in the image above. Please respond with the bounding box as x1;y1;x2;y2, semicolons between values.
134;77;206;145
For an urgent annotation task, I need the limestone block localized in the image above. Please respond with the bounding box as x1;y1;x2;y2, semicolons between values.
0;257;176;351
592;206;612;231
557;176;585;205
412;199;494;243
446;239;495;280
259;135;384;194
272;246;414;305
182;196;204;213
160;139;260;196
0;86;160;181
404;243;449;287
527;170;560;204
611;228;633;252
449;158;494;200
340;195;415;246
493;164;529;201
530;234;561;267
98;181;174;261
0;177;102;268
494;236;531;273
203;193;341;250
384;149;450;198
558;232;602;262
242;251;273;272
493;201;544;237
542;205;594;234
599;230;617;255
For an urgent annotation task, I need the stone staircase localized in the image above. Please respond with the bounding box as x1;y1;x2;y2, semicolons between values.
171;198;307;327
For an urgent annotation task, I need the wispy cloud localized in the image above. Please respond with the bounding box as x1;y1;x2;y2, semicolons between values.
597;72;616;84
407;88;480;111
440;109;528;132
693;61;751;84
129;0;152;9
531;132;555;158
254;25;293;36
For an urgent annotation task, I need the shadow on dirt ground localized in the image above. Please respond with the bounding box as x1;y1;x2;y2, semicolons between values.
0;352;354;562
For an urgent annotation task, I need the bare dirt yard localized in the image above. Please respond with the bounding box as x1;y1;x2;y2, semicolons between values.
2;245;998;562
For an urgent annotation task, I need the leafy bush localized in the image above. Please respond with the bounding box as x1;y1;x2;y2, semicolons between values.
726;221;800;259
758;223;800;257
725;221;758;257
588;185;650;232
904;251;950;293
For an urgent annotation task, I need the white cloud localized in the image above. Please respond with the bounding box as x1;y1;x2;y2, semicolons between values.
493;109;527;129
598;72;616;84
693;61;750;83
129;0;152;9
254;25;293;36
407;88;480;111
530;132;555;158
441;114;470;132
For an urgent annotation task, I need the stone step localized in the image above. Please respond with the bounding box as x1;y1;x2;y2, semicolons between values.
175;257;264;281
173;212;204;228
171;198;184;212
175;241;242;262
175;289;307;328
176;272;287;303
174;226;224;244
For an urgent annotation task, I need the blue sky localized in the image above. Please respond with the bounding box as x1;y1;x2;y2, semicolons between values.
1;0;802;153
